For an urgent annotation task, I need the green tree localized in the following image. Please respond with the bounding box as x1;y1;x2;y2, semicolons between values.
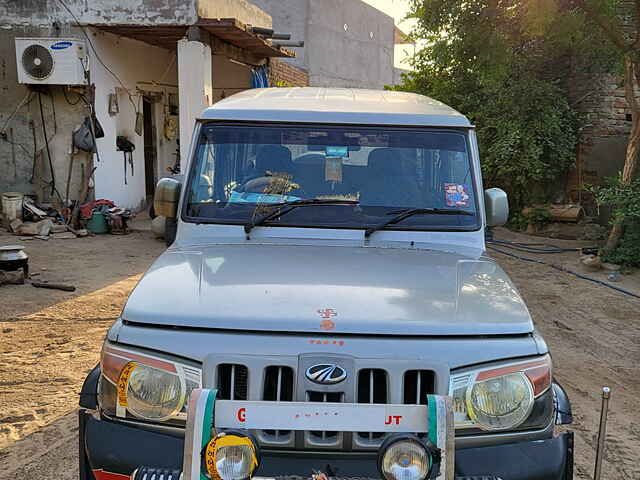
574;0;640;250
394;0;610;211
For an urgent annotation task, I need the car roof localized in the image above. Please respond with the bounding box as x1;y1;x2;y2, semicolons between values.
201;87;472;128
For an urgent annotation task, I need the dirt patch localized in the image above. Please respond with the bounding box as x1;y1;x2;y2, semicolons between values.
490;228;640;479
0;216;164;479
0;223;639;479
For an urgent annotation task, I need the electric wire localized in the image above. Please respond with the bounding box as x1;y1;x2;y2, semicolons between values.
488;245;640;300
55;0;138;115
0;91;32;134
37;91;64;204
38;91;55;195
62;85;84;106
488;239;581;254
0;91;37;158
2;131;33;158
49;87;58;136
157;53;176;85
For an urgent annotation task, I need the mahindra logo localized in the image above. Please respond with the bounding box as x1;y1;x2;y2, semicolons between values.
305;364;347;385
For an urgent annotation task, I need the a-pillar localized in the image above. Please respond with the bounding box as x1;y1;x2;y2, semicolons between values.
177;27;213;172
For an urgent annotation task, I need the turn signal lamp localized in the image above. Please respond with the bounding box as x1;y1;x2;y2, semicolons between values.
205;432;259;480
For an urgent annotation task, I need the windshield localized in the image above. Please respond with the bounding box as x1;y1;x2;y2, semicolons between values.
184;123;479;231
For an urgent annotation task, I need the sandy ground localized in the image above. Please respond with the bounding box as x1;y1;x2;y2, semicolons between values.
0;221;639;479
0;216;165;480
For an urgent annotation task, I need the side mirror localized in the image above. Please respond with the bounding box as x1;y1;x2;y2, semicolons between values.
154;177;182;219
484;188;509;227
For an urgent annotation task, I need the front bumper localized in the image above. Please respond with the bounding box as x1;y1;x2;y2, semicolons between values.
79;410;573;480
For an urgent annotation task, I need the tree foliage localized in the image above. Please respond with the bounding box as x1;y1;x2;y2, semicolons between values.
394;0;612;210
591;175;640;224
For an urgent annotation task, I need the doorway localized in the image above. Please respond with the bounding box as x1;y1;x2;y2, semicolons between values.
143;97;157;200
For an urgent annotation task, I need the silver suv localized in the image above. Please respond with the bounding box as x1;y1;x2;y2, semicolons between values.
79;88;573;480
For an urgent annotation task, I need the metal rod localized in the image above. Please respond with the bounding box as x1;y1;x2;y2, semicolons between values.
369;370;374;404
276;367;282;402
322;392;327;441
250;26;274;36
230;365;236;400
594;386;611;480
273;40;305;48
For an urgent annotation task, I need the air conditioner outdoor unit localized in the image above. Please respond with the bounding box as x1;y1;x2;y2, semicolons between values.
15;38;87;85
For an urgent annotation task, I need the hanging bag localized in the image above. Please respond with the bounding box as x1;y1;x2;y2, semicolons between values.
73;115;105;152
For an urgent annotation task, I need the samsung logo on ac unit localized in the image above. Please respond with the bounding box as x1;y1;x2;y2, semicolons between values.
51;41;73;50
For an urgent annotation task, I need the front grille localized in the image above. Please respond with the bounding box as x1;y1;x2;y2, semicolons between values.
357;369;388;441
262;366;294;440
307;391;343;441
403;370;435;405
211;357;438;452
403;370;435;440
217;364;248;400
263;366;294;401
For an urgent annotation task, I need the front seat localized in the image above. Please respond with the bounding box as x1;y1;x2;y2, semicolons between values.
242;145;300;196
360;148;420;207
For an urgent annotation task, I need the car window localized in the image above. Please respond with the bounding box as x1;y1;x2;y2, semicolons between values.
185;124;479;231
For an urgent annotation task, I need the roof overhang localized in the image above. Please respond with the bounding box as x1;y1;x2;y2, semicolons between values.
92;18;294;65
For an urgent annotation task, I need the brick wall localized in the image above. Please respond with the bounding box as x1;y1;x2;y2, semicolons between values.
563;2;636;211
571;73;634;139
566;73;635;208
269;59;309;87
571;1;637;139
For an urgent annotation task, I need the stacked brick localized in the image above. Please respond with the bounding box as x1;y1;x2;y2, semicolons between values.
268;59;309;87
570;73;635;139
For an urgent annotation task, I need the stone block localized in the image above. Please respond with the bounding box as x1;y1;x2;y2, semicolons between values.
580;254;602;271
16;219;53;236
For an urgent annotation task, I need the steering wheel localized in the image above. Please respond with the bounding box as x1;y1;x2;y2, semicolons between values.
236;175;306;198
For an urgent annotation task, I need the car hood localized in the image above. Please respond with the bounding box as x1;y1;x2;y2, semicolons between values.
122;244;533;336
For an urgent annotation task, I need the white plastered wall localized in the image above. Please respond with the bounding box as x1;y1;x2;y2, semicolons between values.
177;39;213;173
90;29;178;210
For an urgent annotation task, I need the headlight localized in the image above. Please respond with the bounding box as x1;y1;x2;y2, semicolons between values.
99;344;201;424
127;363;184;420
205;432;260;480
450;355;551;431
377;435;440;480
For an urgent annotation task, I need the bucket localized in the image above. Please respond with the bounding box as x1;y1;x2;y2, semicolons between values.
1;192;24;222
86;211;108;234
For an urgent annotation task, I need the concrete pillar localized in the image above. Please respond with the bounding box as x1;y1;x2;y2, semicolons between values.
177;37;213;172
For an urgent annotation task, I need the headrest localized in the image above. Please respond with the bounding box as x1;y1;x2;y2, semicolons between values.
256;145;293;174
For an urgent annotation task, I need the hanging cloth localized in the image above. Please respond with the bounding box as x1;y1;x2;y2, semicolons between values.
251;65;269;88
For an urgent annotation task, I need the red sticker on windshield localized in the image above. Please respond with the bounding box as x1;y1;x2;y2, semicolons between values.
445;184;470;207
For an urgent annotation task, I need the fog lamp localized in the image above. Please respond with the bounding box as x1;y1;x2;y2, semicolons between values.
205;432;259;480
378;435;440;480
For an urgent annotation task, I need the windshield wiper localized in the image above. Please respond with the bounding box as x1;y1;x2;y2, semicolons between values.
364;208;475;238
244;199;359;235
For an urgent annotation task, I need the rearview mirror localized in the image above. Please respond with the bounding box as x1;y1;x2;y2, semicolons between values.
484;188;509;227
154;177;182;219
